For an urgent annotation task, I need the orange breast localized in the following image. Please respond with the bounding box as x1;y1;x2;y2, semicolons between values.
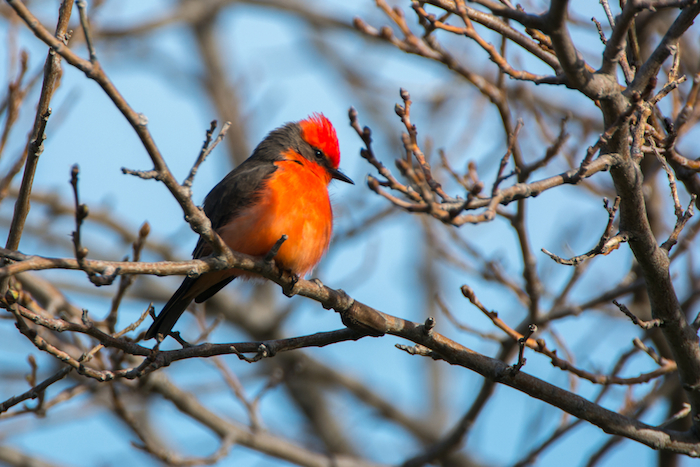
217;151;333;277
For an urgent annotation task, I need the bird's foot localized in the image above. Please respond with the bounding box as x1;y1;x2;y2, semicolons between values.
282;271;300;297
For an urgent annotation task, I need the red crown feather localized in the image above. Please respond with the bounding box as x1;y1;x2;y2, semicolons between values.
299;113;340;169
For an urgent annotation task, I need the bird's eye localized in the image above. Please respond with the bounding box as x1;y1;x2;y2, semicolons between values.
314;149;324;160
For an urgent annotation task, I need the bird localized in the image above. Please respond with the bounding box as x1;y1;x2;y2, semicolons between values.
145;114;353;341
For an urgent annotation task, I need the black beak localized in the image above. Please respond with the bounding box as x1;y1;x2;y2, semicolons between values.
329;167;354;184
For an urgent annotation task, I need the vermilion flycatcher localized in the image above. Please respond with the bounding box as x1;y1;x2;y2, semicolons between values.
145;114;352;340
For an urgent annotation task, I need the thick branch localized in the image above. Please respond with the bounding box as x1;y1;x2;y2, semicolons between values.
3;0;73;271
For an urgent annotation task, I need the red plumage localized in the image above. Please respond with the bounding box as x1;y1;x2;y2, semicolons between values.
299;113;341;169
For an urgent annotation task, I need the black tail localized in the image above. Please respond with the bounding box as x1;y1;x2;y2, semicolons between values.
145;277;196;340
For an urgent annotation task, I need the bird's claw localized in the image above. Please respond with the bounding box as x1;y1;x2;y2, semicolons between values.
282;272;300;297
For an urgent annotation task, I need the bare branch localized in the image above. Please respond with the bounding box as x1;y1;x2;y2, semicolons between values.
2;0;73;264
183;120;231;193
627;2;700;95
614;300;663;330
0;366;72;414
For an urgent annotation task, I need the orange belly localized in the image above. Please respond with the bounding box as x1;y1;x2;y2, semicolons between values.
217;156;333;277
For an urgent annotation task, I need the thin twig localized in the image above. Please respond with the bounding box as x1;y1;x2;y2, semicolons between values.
76;0;97;63
69;165;120;286
183;120;232;193
613;300;663;330
512;324;537;372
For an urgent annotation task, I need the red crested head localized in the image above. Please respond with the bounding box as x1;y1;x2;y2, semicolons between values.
299;113;340;169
